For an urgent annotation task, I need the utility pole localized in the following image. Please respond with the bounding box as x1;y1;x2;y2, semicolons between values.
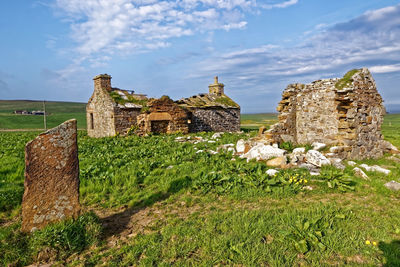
43;100;47;131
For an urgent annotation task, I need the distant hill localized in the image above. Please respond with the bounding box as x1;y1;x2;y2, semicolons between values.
0;100;87;130
0;100;86;113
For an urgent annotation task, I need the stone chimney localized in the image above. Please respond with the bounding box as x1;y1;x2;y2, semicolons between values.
93;74;112;92
208;76;224;96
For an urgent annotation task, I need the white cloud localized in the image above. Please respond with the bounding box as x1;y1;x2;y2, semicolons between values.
192;3;400;84
370;64;400;74
51;0;298;71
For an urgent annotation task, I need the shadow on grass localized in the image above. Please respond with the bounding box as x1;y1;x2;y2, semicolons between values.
100;176;192;239
379;240;400;266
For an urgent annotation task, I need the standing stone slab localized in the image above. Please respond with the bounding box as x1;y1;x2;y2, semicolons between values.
22;119;80;232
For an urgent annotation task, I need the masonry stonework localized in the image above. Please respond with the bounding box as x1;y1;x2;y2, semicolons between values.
87;75;240;136
265;68;391;160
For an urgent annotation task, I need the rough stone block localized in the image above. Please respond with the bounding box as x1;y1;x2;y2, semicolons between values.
22;119;80;232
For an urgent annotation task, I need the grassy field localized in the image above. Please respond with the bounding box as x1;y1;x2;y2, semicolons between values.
0;100;86;130
240;113;278;130
1;113;400;266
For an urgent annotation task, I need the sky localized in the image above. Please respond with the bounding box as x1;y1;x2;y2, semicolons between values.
0;0;400;113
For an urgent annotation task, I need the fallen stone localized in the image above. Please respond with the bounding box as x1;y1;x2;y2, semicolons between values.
384;181;400;191
347;161;357;167
266;156;287;168
303;186;313;190
305;150;331;167
236;139;246;153
353;167;369;180
22;119;80;232
312;142;326;151
227;147;235;153
310;172;320;176
266;169;279;176
208;140;216;143
258;126;266;135
387;156;400;163
196;150;204;153
330;158;345;170
211;132;223;139
292;147;306;155
360;164;391;175
381;140;400;154
241;144;286;161
329;146;340;153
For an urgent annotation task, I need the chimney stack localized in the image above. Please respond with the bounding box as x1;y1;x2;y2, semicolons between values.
209;76;224;96
93;74;112;92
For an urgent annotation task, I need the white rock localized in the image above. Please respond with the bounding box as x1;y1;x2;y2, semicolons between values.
196;150;204;153
325;153;336;157
360;164;372;171
353;167;369;180
371;165;391;175
384;181;400;191
208;140;216;143
266;169;279;176
241;144;286;161
347;161;357;167
167;165;174;169
293;147;305;155
209;150;218;155
211;132;223;139
330;158;345;170
272;143;279;148
310;172;320;176
312;142;326;151
227;147;235;153
236;139;246;154
305;150;331;167
303;186;313;191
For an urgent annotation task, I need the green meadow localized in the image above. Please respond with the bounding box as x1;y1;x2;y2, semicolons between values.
0;109;400;266
0;100;86;130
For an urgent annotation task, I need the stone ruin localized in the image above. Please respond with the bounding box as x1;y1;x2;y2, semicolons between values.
22;119;80;232
86;74;240;137
261;68;396;160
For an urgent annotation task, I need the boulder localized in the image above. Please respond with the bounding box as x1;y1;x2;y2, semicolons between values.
266;156;287;168
384;181;400;191
241;144;286;161
305;150;331;167
236;139;246;154
22;120;80;232
353;167;369;180
312;142;326;151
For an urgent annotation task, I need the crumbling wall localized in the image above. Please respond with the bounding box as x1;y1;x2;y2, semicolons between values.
136;97;189;135
267;68;389;160
188;107;240;132
113;107;141;135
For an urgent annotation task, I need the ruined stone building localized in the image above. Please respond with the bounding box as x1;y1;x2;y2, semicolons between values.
177;77;240;132
265;68;393;159
86;74;240;137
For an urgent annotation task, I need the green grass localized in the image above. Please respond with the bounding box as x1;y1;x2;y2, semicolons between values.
0;100;86;130
0;114;400;266
241;113;278;130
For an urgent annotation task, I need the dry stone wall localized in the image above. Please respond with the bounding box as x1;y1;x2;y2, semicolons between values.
188;107;240;132
22;119;80;232
267;68;390;160
114;107;141;135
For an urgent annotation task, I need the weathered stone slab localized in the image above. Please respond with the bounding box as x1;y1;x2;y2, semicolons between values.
22;119;80;232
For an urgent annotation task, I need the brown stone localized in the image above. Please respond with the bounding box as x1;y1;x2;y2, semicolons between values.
266;156;287;168
22;119;80;232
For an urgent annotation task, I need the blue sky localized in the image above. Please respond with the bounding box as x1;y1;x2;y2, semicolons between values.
1;0;400;113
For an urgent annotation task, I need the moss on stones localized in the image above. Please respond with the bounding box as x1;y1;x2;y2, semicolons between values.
335;69;360;90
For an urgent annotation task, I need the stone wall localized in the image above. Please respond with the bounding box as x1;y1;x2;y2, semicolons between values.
267;68;388;160
86;85;116;138
114;107;141;135
188;107;240;132
136;97;189;135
